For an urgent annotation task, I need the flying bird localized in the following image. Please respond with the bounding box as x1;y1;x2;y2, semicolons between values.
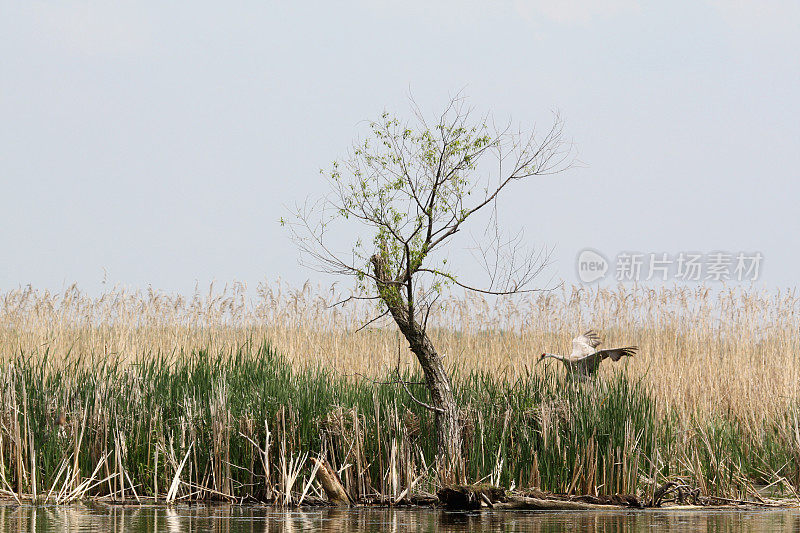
538;330;637;378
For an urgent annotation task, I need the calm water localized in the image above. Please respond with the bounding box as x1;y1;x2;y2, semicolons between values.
2;503;800;532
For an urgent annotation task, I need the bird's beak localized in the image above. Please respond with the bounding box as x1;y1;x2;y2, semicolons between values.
536;353;545;364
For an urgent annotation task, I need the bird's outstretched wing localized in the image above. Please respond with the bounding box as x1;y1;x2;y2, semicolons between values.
597;346;638;361
573;345;637;377
571;330;602;358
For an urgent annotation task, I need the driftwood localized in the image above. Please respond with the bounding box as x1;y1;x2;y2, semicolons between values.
520;488;642;508
495;495;625;510
438;484;644;510
408;492;439;506
573;494;642;507
368;492;439;506
651;481;703;506
310;458;350;506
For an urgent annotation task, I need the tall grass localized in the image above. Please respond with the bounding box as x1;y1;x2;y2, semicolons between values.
0;282;799;502
1;282;797;422
0;345;798;503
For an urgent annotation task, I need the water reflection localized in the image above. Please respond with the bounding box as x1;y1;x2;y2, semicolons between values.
1;503;799;532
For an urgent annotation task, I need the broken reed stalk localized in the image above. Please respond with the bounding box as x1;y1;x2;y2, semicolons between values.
166;443;192;504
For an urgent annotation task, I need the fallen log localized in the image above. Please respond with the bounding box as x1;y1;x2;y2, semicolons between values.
368;492;440;506
495;494;623;510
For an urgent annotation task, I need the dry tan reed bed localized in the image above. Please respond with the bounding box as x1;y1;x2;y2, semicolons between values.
1;282;798;420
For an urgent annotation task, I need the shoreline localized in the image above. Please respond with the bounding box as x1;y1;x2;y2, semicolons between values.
2;491;798;510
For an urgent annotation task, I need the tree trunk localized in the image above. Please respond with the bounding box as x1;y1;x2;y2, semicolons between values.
371;255;462;478
406;327;461;477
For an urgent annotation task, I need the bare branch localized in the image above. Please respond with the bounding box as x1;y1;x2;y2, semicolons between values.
326;294;382;309
416;268;549;296
354;309;390;333
396;372;444;413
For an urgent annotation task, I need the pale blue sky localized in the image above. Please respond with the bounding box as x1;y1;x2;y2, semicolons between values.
2;1;798;294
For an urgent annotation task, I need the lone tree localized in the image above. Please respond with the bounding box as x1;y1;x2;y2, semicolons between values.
286;97;573;474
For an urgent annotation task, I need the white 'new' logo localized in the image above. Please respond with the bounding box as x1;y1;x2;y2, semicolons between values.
577;249;608;283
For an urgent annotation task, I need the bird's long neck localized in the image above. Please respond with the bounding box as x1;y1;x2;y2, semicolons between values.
543;353;566;361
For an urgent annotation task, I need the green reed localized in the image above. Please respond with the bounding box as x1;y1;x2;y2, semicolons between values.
0;343;797;503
